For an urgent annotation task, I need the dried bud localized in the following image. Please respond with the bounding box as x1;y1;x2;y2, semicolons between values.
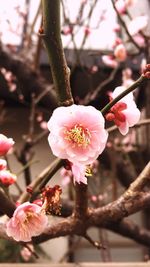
42;185;62;215
142;64;150;79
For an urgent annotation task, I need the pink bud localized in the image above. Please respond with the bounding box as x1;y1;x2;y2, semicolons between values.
0;170;17;186
0;134;14;156
114;44;127;62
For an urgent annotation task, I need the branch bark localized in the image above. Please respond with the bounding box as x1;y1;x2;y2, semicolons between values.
41;0;74;106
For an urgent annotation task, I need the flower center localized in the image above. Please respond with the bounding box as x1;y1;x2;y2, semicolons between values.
65;124;91;148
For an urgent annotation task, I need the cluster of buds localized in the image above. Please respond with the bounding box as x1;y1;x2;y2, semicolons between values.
0;134;16;186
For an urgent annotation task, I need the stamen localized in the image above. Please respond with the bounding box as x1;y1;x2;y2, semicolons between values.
64;124;91;148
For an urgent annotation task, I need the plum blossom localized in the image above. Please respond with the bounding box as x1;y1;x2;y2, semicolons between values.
122;68;134;87
0;170;17;186
115;0;135;14
128;15;148;36
6;202;48;242
106;86;140;135
20;244;34;262
71;163;87;184
115;0;127;14
0;134;14;156
102;55;118;68
48;105;108;165
133;34;145;47
114;44;127;62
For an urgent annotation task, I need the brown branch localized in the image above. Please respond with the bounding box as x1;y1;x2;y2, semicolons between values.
41;0;74;106
18;158;64;203
74;183;88;218
0;190;15;217
107;218;150;247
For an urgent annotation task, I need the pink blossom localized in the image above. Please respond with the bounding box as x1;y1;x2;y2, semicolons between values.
71;163;87;184
62;26;73;35
20;244;34;262
6;202;48;242
113;23;121;32
133;34;145;47
102;55;118;68
122;68;134;87
0;159;7;170
128;16;148;35
114;44;127;62
0;170;17;186
106;86;140;135
40;121;48;130
115;0;126;14
47;105;108;165
0;134;14;156
115;0;135;14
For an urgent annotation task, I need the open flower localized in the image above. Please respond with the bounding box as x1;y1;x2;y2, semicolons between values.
47;105;108;165
0;170;17;186
0;134;14;156
106;86;140;135
6;202;48;242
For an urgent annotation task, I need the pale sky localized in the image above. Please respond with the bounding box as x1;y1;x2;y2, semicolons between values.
0;0;149;50
0;0;117;49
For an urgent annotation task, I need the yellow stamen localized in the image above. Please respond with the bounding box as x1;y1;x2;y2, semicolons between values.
85;166;92;177
65;124;91;148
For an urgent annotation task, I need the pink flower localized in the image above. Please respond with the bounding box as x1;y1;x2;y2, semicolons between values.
0;170;17;186
6;202;48;242
106;86;140;135
102;55;118;68
47;105;108;165
115;0;134;14
0;134;14;156
71;163;87;184
133;34;145;47
0;159;7;170
114;44;127;62
115;0;126;14
122;68;134;87
20;244;34;262
128;15;148;35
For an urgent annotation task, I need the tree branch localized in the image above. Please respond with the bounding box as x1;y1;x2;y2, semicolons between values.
41;0;74;106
